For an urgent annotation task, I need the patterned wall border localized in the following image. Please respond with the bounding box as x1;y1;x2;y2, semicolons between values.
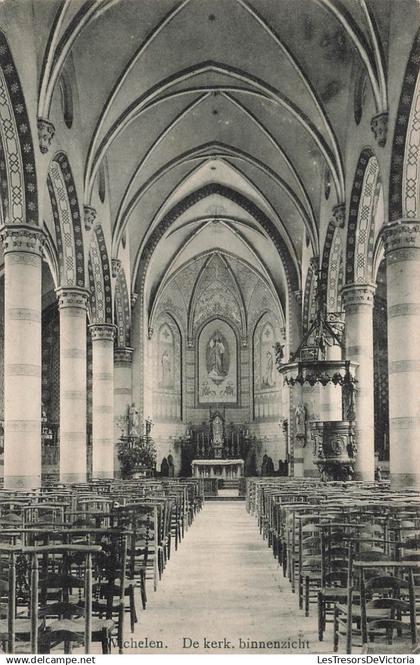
114;266;130;346
91;224;112;324
302;263;315;333
47;152;84;287
320;221;336;304
389;29;420;221
0;29;38;225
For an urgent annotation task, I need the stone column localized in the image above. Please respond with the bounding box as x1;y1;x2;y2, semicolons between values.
114;346;133;478
1;225;44;488
57;287;89;484
90;323;115;479
342;283;376;481
381;220;420;488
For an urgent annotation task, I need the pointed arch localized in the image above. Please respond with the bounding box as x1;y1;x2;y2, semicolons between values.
327;228;344;312
346;148;380;284
114;265;131;347
303;262;318;334
321;221;344;311
188;252;246;339
0;29;38;225
136;183;299;295
47;152;85;288
389;29;420;221
88;224;112;325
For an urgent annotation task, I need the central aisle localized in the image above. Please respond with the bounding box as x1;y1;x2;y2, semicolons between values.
127;501;333;654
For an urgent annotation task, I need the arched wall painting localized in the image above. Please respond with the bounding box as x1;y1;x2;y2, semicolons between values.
153;316;181;421
198;319;237;405
253;315;282;421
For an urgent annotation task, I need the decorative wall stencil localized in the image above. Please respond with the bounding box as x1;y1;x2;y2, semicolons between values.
303;262;317;334
47;153;85;288
198;319;237;405
253;313;282;421
190;253;245;336
114;267;131;347
153;315;181;422
389;29;420;221
88;225;112;325
346;149;380;284
327;229;344;312
0;30;38;225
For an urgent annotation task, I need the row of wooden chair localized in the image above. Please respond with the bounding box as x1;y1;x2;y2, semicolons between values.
0;477;204;654
247;477;420;654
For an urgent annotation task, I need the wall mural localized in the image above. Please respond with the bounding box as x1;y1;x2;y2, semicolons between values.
153;315;182;421
253;313;283;421
198;319;237;405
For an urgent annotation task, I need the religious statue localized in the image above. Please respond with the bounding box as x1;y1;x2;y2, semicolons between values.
295;403;307;440
128;402;140;437
274;341;285;371
207;333;227;382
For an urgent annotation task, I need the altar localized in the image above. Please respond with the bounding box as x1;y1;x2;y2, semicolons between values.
192;459;244;479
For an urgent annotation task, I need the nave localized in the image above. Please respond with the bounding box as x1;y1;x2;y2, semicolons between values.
0;477;419;656
125;500;325;655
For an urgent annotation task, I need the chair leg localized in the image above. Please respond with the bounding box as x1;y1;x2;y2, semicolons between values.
101;629;110;655
129;585;137;632
298;574;303;609
140;569;147;609
318;592;324;641
333;605;339;653
305;576;310;617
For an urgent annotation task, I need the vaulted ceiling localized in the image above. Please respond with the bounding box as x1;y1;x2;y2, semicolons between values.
35;0;391;297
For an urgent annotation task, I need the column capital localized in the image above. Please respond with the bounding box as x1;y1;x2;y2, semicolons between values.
309;255;319;271
89;323;116;342
37;117;55;154
111;258;122;278
341;283;376;308
131;292;138;308
56;286;89;310
84;206;97;232
381;219;420;255
0;224;45;256
114;346;133;366
370;111;388;148
332;203;345;228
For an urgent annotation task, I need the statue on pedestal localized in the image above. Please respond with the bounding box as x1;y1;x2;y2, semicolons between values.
295;403;307;444
128;403;140;437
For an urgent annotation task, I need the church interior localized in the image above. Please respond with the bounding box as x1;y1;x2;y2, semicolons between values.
0;0;418;656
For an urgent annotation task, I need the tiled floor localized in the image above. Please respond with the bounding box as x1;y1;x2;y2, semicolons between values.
125;501;335;654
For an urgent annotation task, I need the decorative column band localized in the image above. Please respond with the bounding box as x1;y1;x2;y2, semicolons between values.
341;283;376;308
56;286;89;310
0;224;45;256
381;220;420;255
89;323;116;342
114;346;133;366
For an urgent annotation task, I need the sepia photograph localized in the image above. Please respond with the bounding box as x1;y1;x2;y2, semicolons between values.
0;0;418;658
